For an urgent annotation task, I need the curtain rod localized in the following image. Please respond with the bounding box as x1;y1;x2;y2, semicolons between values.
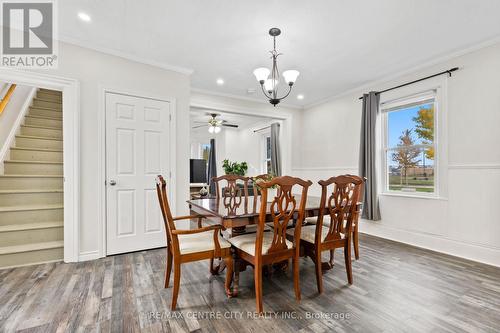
253;123;280;133
358;67;459;100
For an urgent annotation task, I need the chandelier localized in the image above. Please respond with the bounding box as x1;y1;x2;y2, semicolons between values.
253;28;299;106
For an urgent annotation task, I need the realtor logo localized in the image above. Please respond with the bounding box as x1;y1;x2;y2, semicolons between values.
1;0;58;68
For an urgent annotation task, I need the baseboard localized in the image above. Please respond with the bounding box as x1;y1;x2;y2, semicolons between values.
360;221;500;267
0;87;37;174
78;250;101;262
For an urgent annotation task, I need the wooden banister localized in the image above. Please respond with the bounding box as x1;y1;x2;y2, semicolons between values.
0;84;17;116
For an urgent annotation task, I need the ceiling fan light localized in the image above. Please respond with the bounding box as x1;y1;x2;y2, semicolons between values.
214;126;221;133
264;78;278;93
253;67;270;83
208;126;215;134
283;70;300;85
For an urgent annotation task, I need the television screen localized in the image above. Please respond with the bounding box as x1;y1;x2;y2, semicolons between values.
190;159;207;183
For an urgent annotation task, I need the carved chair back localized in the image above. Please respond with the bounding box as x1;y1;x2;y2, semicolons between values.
212;174;250;215
256;176;312;257
317;175;363;243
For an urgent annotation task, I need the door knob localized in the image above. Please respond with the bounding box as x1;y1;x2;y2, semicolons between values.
109;180;117;186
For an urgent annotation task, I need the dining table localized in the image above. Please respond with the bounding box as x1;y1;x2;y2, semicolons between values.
187;193;325;295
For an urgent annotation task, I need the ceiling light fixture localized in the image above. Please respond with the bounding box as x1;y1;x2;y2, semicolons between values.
297;94;304;100
208;115;222;134
78;12;91;22
216;78;224;85
208;125;221;134
253;28;299;106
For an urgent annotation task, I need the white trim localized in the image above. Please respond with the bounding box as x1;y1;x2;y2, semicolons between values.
59;37;194;75
304;35;500;109
448;163;500;170
190;95;294;177
191;88;303;110
0;86;36;173
98;86;177;259
379;192;447;201
378;75;448;199
0;68;81;263
78;250;100;262
360;223;500;267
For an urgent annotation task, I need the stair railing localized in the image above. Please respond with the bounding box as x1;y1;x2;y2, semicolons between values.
0;84;17;116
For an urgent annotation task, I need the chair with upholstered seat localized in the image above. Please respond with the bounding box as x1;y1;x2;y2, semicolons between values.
156;175;233;310
229;175;312;313
287;175;363;294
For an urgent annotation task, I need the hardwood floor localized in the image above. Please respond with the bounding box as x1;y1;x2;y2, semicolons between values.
1;234;499;333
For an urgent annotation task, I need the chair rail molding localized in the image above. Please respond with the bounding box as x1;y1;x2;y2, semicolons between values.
0;67;81;263
448;163;500;170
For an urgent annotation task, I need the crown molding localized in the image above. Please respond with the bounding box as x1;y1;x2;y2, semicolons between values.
191;88;303;110
303;34;500;110
58;36;194;75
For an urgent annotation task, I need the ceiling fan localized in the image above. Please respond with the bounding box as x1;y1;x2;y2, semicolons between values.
192;113;238;133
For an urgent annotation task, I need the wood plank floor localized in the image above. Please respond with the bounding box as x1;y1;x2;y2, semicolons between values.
1;234;499;333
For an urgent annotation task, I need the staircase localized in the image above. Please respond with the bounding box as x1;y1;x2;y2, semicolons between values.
0;88;64;268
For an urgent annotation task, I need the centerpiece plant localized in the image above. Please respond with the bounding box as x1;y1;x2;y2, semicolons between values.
222;159;248;176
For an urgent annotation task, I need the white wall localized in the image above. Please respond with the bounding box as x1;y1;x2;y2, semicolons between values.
297;42;500;267
29;42;191;259
0;84;35;172
224;127;266;176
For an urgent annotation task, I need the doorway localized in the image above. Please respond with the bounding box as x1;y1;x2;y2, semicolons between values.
105;91;173;255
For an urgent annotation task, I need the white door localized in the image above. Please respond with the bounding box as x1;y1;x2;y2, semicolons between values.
105;92;170;255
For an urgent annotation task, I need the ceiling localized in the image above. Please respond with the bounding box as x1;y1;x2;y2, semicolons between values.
190;107;274;133
59;1;500;107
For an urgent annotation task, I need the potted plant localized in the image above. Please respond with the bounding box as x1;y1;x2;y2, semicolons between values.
222;159;248;176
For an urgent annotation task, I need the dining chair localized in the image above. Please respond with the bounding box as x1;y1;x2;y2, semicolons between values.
304;175;365;260
155;175;233;310
210;174;251;274
229;175;312;313
288;175;363;294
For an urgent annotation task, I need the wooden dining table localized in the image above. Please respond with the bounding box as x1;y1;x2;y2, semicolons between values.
188;194;323;236
187;194;324;295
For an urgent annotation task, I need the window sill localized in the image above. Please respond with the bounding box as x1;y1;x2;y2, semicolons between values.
379;192;448;201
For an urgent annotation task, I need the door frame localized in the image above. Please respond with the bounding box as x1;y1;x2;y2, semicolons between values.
0;68;81;263
98;86;176;258
190;95;293;176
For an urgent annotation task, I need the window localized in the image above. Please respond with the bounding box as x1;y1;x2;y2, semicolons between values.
382;92;437;195
262;135;271;174
201;143;210;161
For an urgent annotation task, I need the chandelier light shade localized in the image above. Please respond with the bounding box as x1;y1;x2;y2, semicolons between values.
282;70;300;85
253;67;270;82
253;28;299;106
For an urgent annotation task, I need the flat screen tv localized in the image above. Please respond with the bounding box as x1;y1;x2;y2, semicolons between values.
190;159;207;184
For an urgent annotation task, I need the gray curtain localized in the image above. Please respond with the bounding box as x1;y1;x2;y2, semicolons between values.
359;92;381;221
207;138;217;195
270;123;281;176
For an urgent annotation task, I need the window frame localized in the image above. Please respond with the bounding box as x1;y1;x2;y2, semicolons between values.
260;131;272;174
380;90;440;198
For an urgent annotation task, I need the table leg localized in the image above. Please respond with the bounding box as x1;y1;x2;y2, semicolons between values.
232;248;239;297
209;257;227;275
